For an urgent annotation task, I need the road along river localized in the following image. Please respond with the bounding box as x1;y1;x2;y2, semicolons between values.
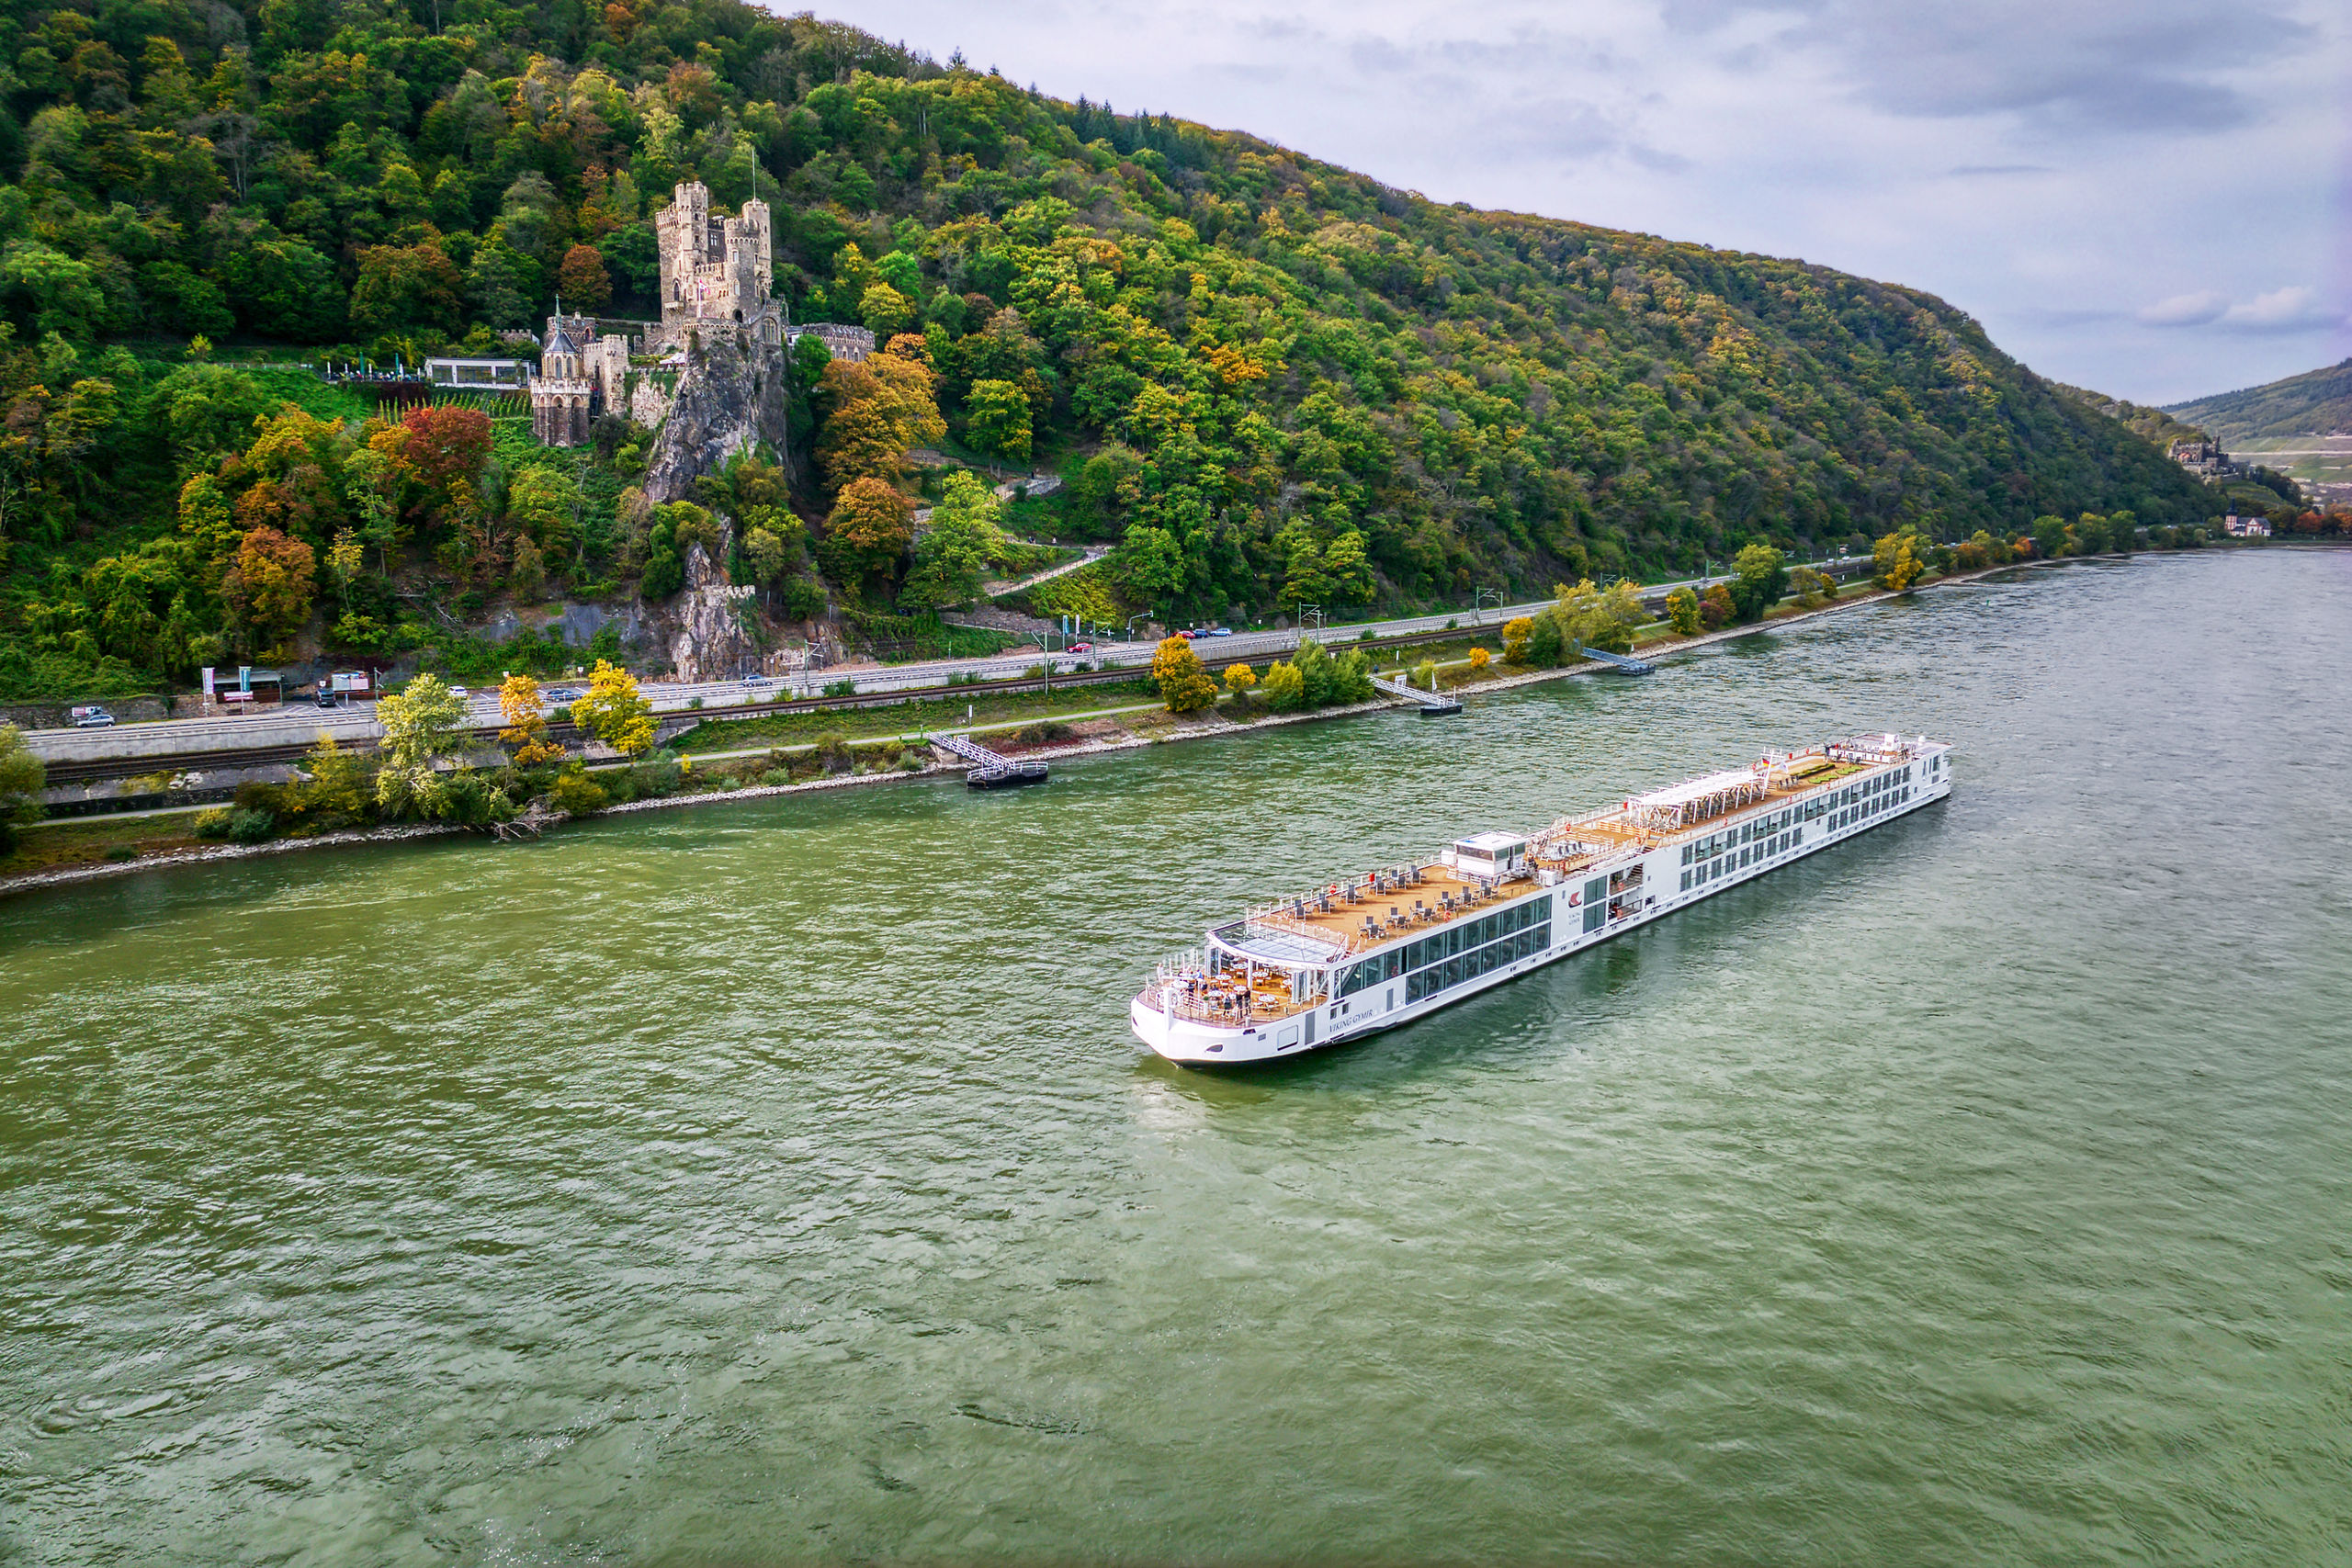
2;550;2346;1562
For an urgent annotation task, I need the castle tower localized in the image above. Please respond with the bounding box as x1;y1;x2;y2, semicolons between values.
653;181;777;349
530;308;595;447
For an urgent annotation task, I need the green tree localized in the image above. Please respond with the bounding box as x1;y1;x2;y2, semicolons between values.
1152;635;1216;712
965;378;1033;463
374;674;469;820
1260;659;1306;710
1554;578;1645;652
899;470;1000;610
1727;545;1788;622
0;723;44;853
2030;514;2069;560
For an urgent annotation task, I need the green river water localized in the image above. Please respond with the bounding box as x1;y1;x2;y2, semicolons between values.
4;552;2348;1564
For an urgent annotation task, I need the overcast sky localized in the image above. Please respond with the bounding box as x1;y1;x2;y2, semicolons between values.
817;0;2350;406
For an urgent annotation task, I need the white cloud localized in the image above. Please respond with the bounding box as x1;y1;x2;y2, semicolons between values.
2140;291;2227;327
2220;286;2343;333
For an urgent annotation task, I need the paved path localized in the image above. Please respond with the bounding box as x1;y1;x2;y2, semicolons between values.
982;545;1109;597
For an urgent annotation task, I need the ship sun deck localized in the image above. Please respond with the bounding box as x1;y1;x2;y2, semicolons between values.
1140;734;1947;1046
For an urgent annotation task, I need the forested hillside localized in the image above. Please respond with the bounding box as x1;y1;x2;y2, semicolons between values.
2165;360;2352;444
0;0;2213;699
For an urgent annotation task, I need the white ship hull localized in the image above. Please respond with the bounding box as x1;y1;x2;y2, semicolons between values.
1135;737;1951;1066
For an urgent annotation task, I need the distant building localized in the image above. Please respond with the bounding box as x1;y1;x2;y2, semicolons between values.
786;321;875;362
424;357;526;389
2222;513;2272;537
2169;438;2228;477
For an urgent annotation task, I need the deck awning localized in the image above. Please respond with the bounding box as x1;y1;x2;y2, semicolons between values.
1633;768;1760;809
1221;924;1348;967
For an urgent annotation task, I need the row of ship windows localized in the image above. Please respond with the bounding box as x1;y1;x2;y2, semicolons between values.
1675;778;1919;890
1680;826;1804;890
1335;897;1549;997
1404;924;1553;1003
1677;761;1925;870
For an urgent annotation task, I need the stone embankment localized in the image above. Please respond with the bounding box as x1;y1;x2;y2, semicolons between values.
0;561;2059;900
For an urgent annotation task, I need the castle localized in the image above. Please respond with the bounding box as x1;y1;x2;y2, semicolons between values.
528;312;628;446
529;179;782;446
653;179;781;351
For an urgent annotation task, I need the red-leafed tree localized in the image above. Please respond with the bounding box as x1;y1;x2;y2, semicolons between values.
556;244;613;311
397;405;492;499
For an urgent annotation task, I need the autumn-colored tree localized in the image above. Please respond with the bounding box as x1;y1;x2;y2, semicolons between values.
555;244;613;311
571;659;654;757
1873;529;1925;592
1664;586;1701;636
1152;636;1217;713
814;355;945;492
817;477;914;593
1223;662;1257;694
1501;615;1535;663
498;673;562;766
1699;583;1736;629
1466;647;1491;674
396;405;492;500
220;526;316;651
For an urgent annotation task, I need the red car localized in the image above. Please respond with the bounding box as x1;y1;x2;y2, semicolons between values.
1176;629;1197;639
1066;641;1093;653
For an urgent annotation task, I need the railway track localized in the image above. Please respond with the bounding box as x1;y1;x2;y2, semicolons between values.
40;623;1501;784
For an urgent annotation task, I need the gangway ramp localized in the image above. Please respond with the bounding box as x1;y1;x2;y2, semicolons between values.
1577;645;1655;674
1370;671;1463;716
927;731;1048;789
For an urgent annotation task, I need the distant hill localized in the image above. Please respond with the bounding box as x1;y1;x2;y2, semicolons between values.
2054;384;2207;449
2165;360;2352;443
0;1;2217;702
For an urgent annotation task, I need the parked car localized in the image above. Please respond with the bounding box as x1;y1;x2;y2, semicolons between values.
742;674;775;686
447;686;469;701
1066;641;1093;654
1205;626;1234;637
1175;629;1197;639
545;687;582;704
71;705;115;728
314;691;341;709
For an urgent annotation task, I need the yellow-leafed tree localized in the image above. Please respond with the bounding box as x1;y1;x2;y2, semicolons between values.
1152;636;1217;713
498;673;562;766
1223;662;1257;694
571;659;655;757
1873;530;1925;592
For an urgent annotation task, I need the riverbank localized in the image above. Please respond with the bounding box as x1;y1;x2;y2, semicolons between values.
0;557;2077;900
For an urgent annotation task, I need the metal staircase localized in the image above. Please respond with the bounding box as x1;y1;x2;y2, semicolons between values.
927;731;1048;789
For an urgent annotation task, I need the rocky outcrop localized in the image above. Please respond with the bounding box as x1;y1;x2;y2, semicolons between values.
668;536;760;682
642;328;792;503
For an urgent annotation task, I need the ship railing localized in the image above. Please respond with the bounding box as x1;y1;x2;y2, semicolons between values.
1141;967;1324;1026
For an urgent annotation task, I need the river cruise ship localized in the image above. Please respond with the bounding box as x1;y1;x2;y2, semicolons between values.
1132;732;1951;1065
